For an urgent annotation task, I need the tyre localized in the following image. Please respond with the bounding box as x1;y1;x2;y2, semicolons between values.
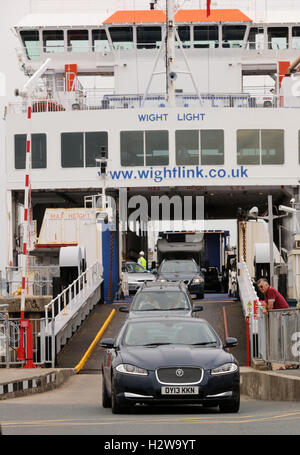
219;395;240;413
197;292;204;300
102;374;111;408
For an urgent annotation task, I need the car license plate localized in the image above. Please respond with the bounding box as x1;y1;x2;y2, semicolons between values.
161;386;199;395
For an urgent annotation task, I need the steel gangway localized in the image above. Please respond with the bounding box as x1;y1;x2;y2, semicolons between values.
44;261;103;361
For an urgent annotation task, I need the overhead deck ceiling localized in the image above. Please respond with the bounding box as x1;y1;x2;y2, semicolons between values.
14;185;296;221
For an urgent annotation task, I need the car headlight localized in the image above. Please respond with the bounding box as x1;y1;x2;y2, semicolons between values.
211;363;238;375
158;279;166;283
192;278;203;284
115;364;148;376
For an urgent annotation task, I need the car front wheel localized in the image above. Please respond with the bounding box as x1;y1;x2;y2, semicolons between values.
101;373;111;408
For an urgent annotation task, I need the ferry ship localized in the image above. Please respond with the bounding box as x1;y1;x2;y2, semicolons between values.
3;0;300;298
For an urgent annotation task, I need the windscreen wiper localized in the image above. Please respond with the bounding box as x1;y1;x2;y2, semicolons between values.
142;342;172;347
191;341;218;346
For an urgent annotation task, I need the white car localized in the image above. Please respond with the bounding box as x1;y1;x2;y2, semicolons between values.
122;261;156;293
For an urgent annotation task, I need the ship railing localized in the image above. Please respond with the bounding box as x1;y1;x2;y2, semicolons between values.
4;266;60;297
237;259;261;360
7;93;300;114
257;307;300;367
44;261;102;356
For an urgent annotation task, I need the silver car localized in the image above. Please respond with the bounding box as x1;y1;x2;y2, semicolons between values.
122;261;156;293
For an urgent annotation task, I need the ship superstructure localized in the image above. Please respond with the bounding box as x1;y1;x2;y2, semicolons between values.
3;3;300;287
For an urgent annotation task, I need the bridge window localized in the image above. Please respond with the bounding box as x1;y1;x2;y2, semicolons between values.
20;30;40;60
194;26;218;48
145;131;169;165
43;30;64;53
67;30;89;52
237;130;284;165
261;130;284;164
176;26;191;48
92;29;110;52
85;132;108;167
109;27;133;50
176;130;224;165
137;26;162;49
267;27;288;50
121;131;144;166
292;27;300;49
61;132;108;167
222;25;246;48
61;132;83;167
246;27;264;50
121;130;169;166
14;134;47;169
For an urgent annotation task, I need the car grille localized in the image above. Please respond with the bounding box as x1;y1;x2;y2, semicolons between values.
156;367;203;385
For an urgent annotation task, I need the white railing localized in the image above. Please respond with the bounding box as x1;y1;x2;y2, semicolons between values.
237;259;260;319
8;93;300;114
45;261;102;342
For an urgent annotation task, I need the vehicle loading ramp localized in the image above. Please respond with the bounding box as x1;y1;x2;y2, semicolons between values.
56;294;248;371
56;302;128;371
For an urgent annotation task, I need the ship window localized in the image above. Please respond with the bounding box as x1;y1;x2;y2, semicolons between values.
201;130;224;165
176;26;191;48
14;134;47;169
20;30;40;60
237;130;284;165
246;27;264;50
145;131;169;166
85;132;108;167
176;130;224;165
237;130;260;165
67;30;89;52
261;130;284;164
292;27;300;49
43;30;64;53
176;130;199;165
194;26;218;48
267;27;288;50
109;27;133;50
222;25;246;48
61;132;84;167
92;29;110;52
121;130;169;166
137;26;162;49
121;131;144;166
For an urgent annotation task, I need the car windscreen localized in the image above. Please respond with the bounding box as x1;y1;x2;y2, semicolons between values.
131;291;190;311
123;320;219;347
125;263;147;273
160;261;198;273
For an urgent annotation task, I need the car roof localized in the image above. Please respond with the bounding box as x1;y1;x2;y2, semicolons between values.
138;281;187;292
125;315;208;324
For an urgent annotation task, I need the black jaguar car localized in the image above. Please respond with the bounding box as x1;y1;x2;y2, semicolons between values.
101;316;240;414
156;259;205;299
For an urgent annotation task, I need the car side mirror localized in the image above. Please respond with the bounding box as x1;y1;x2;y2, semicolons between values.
119;306;129;313
192;305;203;312
201;268;207;273
100;337;115;348
152;270;157;275
224;337;238;348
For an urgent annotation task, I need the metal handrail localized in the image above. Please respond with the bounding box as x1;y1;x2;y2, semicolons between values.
44;261;101;333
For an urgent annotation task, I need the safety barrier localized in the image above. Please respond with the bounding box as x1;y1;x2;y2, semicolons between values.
237;259;261;360
5;266;60;297
258;307;300;366
0;312;55;367
45;261;103;356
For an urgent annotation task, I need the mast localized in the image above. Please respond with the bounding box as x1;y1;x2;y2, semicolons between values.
166;0;176;107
